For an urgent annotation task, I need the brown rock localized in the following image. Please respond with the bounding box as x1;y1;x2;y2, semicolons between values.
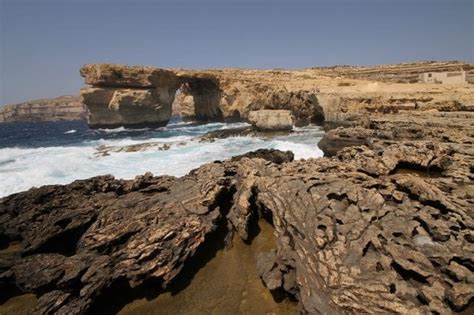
248;109;294;130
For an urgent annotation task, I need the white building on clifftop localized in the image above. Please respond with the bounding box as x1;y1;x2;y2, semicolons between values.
419;71;467;84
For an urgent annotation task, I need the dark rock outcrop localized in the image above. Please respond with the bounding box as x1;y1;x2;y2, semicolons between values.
0;169;232;314
231;149;294;164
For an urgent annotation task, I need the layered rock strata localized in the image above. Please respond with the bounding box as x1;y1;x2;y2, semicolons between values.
80;62;473;129
80;65;180;128
0;96;85;123
1;108;473;314
310;61;474;83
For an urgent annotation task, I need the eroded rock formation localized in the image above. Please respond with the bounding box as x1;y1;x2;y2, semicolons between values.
80;65;180;128
1;107;473;314
80;61;473;129
1;61;474;314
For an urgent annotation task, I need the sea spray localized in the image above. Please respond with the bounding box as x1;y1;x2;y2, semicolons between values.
0;120;324;197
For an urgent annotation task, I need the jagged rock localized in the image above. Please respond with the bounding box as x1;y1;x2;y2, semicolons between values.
248;109;294;131
318;111;474;157
0;168;232;313
1;132;472;314
198;126;292;143
3;93;474;315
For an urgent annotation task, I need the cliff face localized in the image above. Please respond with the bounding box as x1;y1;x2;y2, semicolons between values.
80;65;180;128
0;96;86;123
80;61;474;129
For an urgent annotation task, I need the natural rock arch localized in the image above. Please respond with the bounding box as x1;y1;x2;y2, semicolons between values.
80;64;326;129
173;78;223;121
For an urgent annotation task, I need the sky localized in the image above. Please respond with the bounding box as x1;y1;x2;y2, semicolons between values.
0;0;473;105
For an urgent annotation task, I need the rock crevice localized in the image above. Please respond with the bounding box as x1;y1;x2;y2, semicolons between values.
1;130;473;314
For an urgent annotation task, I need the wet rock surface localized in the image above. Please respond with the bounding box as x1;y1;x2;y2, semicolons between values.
1;110;473;314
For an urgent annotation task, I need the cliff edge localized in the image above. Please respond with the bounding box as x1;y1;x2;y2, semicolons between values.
80;61;474;129
0;96;86;123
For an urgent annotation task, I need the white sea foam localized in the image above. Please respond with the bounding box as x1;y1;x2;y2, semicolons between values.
0;124;323;197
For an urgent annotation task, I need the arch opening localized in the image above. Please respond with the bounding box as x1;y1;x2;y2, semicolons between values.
171;78;223;122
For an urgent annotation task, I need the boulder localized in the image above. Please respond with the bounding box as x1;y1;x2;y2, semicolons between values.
231;148;294;164
248;110;294;130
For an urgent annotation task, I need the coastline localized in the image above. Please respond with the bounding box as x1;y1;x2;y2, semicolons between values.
0;61;473;314
1;108;473;313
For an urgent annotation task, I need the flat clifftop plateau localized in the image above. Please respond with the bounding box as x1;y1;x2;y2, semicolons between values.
310;60;474;83
79;61;474;129
0;96;86;123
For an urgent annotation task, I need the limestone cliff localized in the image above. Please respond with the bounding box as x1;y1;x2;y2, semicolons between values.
0;96;86;123
80;65;180;128
310;60;474;83
80;61;474;129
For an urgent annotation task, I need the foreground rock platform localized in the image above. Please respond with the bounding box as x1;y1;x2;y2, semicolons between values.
1;107;473;314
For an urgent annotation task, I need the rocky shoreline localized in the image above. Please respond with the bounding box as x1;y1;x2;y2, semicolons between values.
1;61;474;314
1;108;473;314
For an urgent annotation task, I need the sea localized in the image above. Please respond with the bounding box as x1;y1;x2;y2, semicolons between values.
0;118;324;198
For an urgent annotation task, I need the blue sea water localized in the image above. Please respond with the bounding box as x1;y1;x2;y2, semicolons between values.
0;118;324;197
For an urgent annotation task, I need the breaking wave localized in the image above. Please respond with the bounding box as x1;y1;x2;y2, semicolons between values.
0;120;324;197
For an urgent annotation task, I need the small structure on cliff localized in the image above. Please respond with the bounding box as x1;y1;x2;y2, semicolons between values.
419;71;467;84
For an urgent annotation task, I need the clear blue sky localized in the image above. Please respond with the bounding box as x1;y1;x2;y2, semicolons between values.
1;0;473;105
